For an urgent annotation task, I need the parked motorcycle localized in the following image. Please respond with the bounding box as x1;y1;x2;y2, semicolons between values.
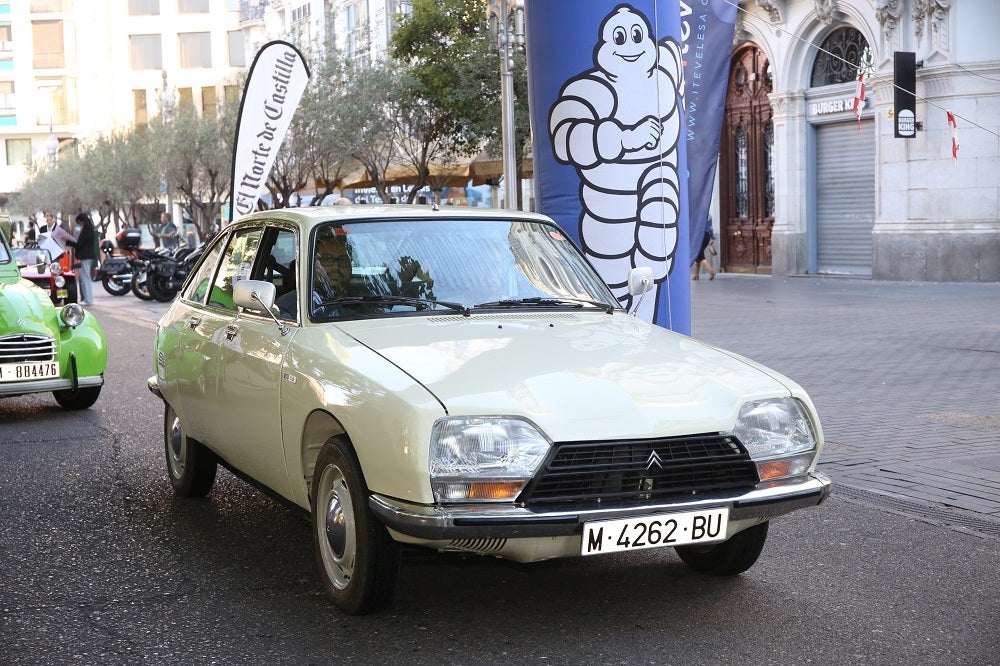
147;243;205;302
96;241;133;296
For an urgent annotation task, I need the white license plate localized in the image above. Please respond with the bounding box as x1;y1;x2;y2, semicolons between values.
581;507;729;556
0;361;60;383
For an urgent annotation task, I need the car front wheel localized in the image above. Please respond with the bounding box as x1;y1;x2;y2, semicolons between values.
164;404;217;497
311;437;401;615
53;385;101;410
674;521;769;575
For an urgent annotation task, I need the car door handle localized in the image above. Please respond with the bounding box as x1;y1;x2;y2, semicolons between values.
187;316;202;330
225;324;239;341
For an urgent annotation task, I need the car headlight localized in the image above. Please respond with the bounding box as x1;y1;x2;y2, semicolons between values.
49;262;62;276
54;275;66;288
429;417;550;503
60;303;86;328
734;398;818;481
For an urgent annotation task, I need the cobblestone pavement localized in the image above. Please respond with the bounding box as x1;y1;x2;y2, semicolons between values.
691;274;1000;538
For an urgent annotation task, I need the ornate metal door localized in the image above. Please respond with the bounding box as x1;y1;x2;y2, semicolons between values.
720;45;774;274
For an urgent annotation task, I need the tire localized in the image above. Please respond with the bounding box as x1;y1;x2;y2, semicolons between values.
131;270;153;300
164;403;217;497
102;274;131;296
148;274;178;302
53;385;101;410
675;521;769;576
312;437;401;614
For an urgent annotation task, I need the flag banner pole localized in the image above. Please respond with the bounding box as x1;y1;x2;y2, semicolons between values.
229;40;311;224
681;0;737;267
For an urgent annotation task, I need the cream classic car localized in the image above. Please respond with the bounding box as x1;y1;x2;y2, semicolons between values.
149;205;831;614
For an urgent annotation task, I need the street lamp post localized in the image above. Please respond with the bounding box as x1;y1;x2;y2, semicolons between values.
160;70;175;226
487;0;524;211
46;123;58;169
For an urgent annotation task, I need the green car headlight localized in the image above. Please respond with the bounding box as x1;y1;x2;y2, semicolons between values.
429;417;550;503
61;303;86;328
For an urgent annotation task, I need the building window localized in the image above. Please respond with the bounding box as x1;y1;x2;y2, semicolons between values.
223;84;240;104
346;1;370;62
30;0;64;12
178;0;209;13
178;87;193;108
0;79;13;114
128;0;160;16
227;30;245;67
134;88;148;128
0;23;11;52
291;4;310;23
32;20;64;69
201;86;216;117
130;34;162;70
6;138;31;166
179;32;211;68
810;27;870;87
36;77;73;125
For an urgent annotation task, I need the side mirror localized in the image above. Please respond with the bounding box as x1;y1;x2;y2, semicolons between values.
627;267;654;296
234;279;289;336
233;279;275;313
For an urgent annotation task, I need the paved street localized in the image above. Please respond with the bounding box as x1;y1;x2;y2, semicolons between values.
690;274;1000;538
1;276;997;665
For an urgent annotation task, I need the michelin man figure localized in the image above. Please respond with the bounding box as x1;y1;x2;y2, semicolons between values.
549;3;684;322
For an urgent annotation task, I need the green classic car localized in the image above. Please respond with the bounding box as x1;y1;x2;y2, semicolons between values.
150;206;831;615
0;216;106;409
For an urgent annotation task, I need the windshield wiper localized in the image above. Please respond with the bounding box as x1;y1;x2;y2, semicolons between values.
473;297;614;314
322;295;470;315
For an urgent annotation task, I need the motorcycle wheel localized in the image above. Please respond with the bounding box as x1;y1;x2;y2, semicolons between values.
132;270;154;301
102;274;131;296
148;274;178;303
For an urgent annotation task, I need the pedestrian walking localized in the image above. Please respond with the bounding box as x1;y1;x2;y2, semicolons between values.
66;212;96;304
692;216;717;281
154;212;179;250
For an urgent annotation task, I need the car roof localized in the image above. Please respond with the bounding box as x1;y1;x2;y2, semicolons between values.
233;205;555;233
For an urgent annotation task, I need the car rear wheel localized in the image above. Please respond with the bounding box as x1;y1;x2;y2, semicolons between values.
164;404;217;497
674;521;769;575
53;385;101;410
311;437;400;615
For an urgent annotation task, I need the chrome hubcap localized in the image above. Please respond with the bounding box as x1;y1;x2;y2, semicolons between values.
317;464;356;589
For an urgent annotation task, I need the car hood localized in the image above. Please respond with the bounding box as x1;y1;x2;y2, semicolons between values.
0;279;56;335
336;312;795;441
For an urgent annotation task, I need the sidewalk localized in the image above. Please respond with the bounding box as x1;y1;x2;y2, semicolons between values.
690;274;1000;537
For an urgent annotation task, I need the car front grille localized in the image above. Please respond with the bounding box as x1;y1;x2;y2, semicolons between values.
0;334;57;363
520;434;759;508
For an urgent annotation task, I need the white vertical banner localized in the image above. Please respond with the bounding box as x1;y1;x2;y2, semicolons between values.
229;40;310;223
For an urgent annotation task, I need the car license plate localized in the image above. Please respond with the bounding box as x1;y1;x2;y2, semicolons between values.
581;507;728;556
0;361;60;383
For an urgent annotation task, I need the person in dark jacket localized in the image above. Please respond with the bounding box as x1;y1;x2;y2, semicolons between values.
67;212;97;304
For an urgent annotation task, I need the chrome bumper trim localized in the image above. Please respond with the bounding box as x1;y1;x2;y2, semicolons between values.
147;375;163;400
370;472;833;540
0;375;103;397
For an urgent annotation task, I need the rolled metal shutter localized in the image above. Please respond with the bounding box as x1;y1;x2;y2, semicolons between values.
816;119;875;276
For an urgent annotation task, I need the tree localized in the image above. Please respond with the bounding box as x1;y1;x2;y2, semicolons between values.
391;0;532;207
148;102;235;237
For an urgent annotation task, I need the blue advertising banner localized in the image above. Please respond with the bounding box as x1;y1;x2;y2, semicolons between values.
681;0;737;257
526;1;690;332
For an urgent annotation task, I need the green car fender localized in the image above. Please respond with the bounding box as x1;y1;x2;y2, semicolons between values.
56;309;108;378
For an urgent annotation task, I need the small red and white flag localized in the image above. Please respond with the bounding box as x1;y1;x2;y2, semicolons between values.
852;72;866;132
947;110;960;161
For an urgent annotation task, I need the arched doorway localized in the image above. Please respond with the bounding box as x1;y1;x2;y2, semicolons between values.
720;44;774;274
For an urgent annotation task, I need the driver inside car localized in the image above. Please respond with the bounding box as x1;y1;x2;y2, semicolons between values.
311;227;354;313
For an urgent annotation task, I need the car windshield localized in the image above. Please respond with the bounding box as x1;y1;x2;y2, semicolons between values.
13;248;51;267
308;218;617;319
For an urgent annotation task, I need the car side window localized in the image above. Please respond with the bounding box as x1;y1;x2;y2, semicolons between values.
253;227;298;320
209;228;263;311
182;236;226;305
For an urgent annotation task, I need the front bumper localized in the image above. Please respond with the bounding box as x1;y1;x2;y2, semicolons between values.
370;471;833;540
0;375;103;397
